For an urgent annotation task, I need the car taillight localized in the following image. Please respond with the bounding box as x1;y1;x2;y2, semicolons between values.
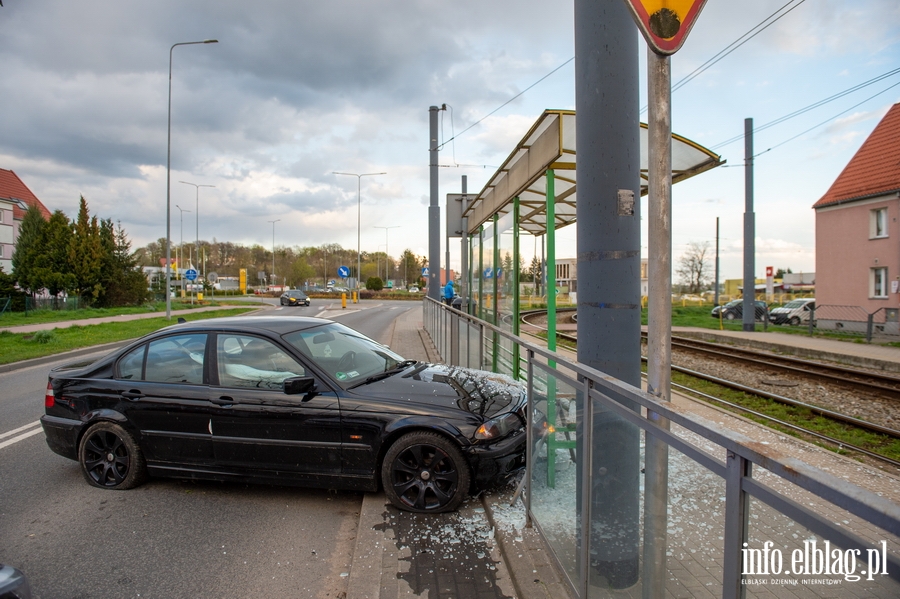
45;381;55;408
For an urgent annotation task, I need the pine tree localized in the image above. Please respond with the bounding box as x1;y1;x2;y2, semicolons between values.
68;196;105;302
34;210;76;296
10;205;46;294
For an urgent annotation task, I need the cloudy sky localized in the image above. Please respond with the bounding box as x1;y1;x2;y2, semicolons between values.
1;0;898;281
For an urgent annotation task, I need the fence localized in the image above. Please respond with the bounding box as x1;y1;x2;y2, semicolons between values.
424;297;900;598
24;296;82;312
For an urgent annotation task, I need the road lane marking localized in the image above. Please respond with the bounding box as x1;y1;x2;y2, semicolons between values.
0;420;41;440
0;423;44;449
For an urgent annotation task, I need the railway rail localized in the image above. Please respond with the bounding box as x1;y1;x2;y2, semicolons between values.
519;308;900;468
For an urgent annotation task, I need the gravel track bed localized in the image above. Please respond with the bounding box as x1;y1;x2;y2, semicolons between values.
665;346;900;432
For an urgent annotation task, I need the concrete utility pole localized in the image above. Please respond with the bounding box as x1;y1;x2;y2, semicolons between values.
574;0;641;591
427;105;444;300
743;118;756;332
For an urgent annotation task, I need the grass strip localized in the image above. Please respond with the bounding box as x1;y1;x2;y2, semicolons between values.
0;307;255;365
670;369;900;463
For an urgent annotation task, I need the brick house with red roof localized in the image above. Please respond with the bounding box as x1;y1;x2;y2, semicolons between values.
813;103;900;315
0;168;52;273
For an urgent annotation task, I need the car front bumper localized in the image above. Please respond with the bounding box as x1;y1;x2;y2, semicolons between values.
465;429;527;490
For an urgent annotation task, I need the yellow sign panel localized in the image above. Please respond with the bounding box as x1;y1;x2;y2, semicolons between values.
239;268;247;293
623;0;708;55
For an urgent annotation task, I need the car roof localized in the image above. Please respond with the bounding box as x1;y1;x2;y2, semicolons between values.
160;315;331;336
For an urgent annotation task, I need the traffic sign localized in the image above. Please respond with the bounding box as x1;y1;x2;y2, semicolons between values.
338;266;350;278
422;267;429;277
622;0;708;55
184;268;198;281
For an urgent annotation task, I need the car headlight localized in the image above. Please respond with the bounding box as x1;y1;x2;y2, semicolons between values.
474;412;523;441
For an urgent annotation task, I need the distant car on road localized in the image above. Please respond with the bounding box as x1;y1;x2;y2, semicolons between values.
769;298;815;325
711;299;768;321
280;290;311;307
40;316;528;513
408;286;419;293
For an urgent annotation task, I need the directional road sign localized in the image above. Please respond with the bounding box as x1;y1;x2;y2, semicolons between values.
184;268;198;281
338;266;350;278
622;0;708;55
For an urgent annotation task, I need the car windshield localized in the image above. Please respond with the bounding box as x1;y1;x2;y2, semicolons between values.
783;300;808;309
283;322;407;387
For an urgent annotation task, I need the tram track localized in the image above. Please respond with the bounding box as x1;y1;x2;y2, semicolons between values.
519;309;900;468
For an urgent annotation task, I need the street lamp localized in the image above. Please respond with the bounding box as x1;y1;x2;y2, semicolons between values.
268;219;280;287
333;171;386;290
166;39;218;319
175;205;191;289
179;181;215;278
374;225;400;283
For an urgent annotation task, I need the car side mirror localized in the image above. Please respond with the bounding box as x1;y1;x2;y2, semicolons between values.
283;376;318;398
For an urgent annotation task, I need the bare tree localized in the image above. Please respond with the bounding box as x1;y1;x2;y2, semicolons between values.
675;241;711;294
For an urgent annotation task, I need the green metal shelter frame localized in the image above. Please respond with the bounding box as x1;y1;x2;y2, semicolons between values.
462;109;724;484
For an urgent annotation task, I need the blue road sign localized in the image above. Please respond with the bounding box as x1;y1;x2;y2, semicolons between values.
184;268;198;281
337;266;350;278
483;267;493;279
422;267;429;276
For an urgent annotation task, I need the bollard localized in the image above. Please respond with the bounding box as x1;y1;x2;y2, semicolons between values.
341;293;347;309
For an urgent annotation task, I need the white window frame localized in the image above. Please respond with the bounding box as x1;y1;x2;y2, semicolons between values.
871;266;889;298
870;207;888;239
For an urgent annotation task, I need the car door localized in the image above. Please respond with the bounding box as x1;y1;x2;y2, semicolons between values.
116;332;215;465
209;333;343;478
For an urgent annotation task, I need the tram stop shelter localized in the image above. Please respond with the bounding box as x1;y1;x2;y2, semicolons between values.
452;109;724;376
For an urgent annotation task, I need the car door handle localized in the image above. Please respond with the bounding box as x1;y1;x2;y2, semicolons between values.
121;390;144;401
212;396;235;407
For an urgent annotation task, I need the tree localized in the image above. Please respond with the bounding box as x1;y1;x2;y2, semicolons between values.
775;267;793;279
366;276;384;291
10;205;46;294
68;196;105;302
34;210;76;296
96;220;150;307
675;241;712;294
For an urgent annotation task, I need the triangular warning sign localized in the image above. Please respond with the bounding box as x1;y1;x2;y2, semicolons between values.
623;0;708;55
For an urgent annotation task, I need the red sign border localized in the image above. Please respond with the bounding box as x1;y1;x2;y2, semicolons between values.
624;0;708;55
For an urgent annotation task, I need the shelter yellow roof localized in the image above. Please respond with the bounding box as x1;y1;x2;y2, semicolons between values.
463;109;724;235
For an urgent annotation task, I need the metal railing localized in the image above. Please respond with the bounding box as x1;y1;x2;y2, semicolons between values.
424;297;900;598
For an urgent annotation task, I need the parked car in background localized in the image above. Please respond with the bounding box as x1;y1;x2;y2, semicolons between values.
41;316;528;514
769;298;815;325
408;286;419;293
711;299;768;321
280;290;311;307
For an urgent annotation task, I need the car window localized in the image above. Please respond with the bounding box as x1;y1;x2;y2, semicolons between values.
118;345;146;380
284;322;406;385
216;334;305;390
144;334;208;384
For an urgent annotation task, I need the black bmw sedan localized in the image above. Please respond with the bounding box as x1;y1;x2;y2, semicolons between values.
280;290;310;306
40;316;527;513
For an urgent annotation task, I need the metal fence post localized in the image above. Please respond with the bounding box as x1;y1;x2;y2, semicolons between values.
866;312;874;343
808;305;815;336
723;450;750;599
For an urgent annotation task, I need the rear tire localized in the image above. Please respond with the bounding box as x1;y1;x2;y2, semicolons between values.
78;422;147;490
382;431;469;513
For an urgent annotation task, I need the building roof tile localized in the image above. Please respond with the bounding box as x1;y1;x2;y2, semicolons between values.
814;103;900;209
0;168;51;220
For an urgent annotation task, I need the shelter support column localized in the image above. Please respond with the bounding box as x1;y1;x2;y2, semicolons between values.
574;0;641;590
513;197;521;379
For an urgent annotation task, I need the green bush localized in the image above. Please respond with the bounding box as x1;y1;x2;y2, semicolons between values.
32;330;55;344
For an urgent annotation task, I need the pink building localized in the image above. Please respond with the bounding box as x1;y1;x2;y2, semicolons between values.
814;103;900;313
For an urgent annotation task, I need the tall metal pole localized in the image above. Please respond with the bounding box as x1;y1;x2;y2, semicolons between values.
743;118;756;332
179;181;214;277
268;219;280;286
715;216;720;306
460;175;469;307
644;47;672;599
428;105;443;301
175;204;190;295
333;171;386;289
374;225;400;283
574;0;640;591
165;39;217;319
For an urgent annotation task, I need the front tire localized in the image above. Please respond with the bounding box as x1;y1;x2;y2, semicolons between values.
382;431;470;513
724;311;736;321
789;316;801;326
78;422;147;490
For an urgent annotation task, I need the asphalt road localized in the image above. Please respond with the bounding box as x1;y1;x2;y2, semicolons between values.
0;300;414;599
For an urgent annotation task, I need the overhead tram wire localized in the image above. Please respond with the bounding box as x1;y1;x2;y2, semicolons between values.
712;67;900;150
435;57;574;153
640;0;808;114
748;79;900;160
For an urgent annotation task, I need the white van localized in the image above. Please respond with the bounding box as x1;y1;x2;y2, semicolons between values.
769;298;815;326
